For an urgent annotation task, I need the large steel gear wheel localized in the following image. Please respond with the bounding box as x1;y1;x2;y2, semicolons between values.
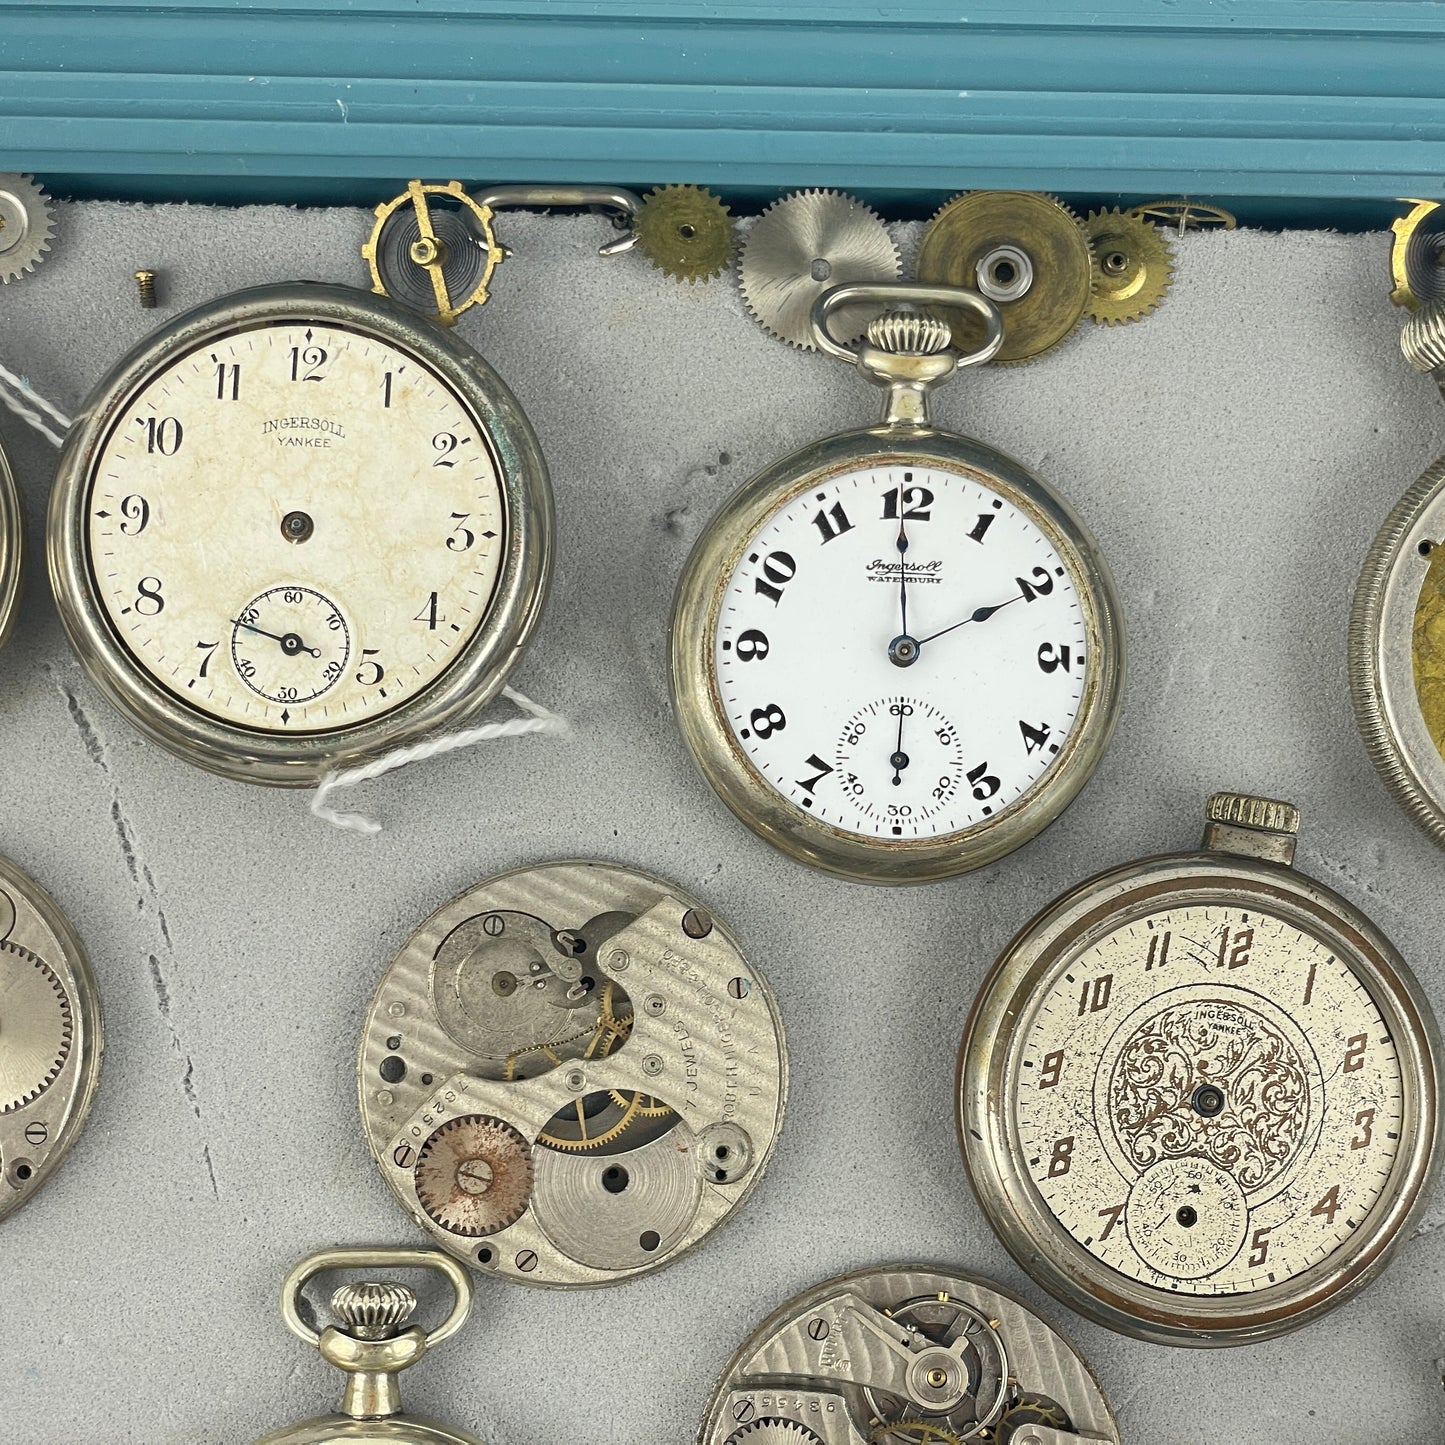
1083;208;1174;325
728;1422;824;1445
633;185;733;283
0;174;55;283
915;191;1094;364
413;1114;533;1236
0;940;72;1112
739;189;902;350
363;179;505;326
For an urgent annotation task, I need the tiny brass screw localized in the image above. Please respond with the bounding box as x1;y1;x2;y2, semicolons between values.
515;1250;538;1273
134;269;158;309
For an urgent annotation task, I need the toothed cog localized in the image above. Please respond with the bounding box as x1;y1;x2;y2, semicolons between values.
0;940;72;1112
0;174;55;283
633;185;733;283
414;1114;533;1237
727;1423;824;1445
1083;208;1174;325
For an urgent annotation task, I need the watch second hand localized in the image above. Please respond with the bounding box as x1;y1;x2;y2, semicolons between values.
232;618;321;658
890;703;909;786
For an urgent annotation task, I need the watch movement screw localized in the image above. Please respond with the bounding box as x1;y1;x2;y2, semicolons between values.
682;908;713;939
23;1121;47;1145
727;977;750;1000
807;1317;829;1341
732;1401;755;1424
515;1250;538;1272
134;269;158;309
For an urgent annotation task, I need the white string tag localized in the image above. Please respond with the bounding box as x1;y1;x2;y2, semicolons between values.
310;685;568;835
0;359;72;447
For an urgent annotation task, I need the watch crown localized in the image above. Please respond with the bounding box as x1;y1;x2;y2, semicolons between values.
865;309;952;358
330;1280;417;1337
1205;792;1300;836
1401;300;1445;375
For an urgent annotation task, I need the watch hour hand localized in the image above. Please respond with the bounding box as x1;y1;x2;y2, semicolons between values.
916;593;1023;647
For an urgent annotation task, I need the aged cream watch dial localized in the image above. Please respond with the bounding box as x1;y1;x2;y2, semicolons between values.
960;793;1441;1345
50;284;551;783
714;465;1090;838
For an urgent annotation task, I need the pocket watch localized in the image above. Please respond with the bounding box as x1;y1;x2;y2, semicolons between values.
697;1263;1120;1445
959;792;1441;1346
0;853;103;1222
671;283;1123;883
0;431;22;654
1351;299;1445;841
358;859;787;1287
256;1246;481;1444
48;282;551;784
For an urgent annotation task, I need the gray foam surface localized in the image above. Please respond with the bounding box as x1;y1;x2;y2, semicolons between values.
0;204;1443;1443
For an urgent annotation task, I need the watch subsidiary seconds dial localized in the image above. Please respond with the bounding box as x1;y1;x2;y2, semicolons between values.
0;432;22;655
48;283;551;784
959;792;1441;1345
672;284;1122;882
0;854;103;1223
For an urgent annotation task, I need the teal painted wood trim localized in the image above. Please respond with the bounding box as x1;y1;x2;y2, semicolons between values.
3;2;1445;208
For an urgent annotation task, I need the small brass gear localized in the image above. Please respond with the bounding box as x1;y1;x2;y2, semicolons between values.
1127;199;1236;233
915;191;1095;364
538;1088;644;1153
0;174;55;283
362;179;505;326
633;185;733;283
867;1423;964;1445
413;1114;533;1236
1083;208;1174;325
1390;200;1445;311
0;940;72;1112
994;1392;1071;1443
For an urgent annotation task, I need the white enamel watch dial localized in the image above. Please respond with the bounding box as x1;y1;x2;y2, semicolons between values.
673;291;1121;883
0;854;103;1223
959;793;1441;1345
0;433;21;655
49;283;551;784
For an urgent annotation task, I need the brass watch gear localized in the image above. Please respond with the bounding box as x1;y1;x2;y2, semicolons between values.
0;173;55;283
1083;208;1174;325
867;1424;964;1445
915;191;1095;364
0;939;73;1112
1127;199;1237;233
739;189;902;350
363;180;505;326
994;1392;1071;1443
728;1423;824;1445
633;185;733;284
538;1088;644;1152
413;1114;533;1236
1390;200;1445;311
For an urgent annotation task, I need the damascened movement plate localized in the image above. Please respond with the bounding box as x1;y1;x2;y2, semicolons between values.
358;859;787;1288
696;1263;1120;1445
0;855;102;1223
959;794;1441;1345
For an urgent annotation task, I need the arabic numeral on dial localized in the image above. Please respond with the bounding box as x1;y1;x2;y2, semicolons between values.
194;640;218;677
967;512;994;543
238;605;258;626
795;754;833;794
930;775;953;799
1017;566;1054;602
446;513;475;551
841;772;864;797
236;657;256;679
134;576;165;615
753;551;797;605
1215;924;1253;969
1077;973;1112;1016
935;722;955;746
880;484;933;521
381;371;394;407
415;592;440;630
289;345;328;382
843;720;866;746
432;432;460;467
1343;1033;1368;1072
322;659;343;683
811;501;854;543
734;628;769;661
275;686;298;702
1037;642;1072;673
1038;1049;1064;1088
748;704;786;740
966;761;1000;800
356;649;384;685
1146;931;1171;970
326;611;344;631
1351;1107;1375;1149
1097;1202;1125;1240
1310;1183;1342;1226
1019;720;1051;754
119;494;150;535
213;361;240;400
886;803;912;818
139;416;183;455
1247;1225;1273;1268
1046;1135;1074;1178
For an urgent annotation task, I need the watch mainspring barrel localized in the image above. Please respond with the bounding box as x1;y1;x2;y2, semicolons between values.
357;859;787;1288
47;282;552;785
0;854;103;1224
695;1263;1120;1445
958;792;1441;1345
0;432;22;655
